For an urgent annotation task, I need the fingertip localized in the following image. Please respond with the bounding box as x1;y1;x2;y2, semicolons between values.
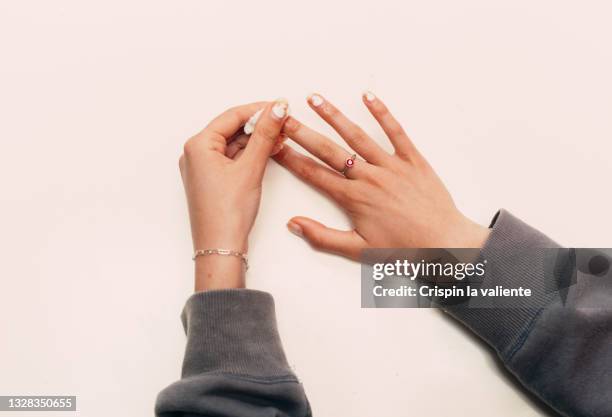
308;93;340;119
287;220;303;237
307;93;324;108
362;90;377;104
362;90;390;118
271;98;289;120
289;216;322;229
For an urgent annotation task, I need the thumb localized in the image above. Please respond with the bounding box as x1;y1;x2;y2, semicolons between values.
242;98;289;176
287;217;366;260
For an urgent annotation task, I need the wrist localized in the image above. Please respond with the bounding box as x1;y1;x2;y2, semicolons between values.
424;212;490;249
191;225;250;291
450;215;490;248
194;253;246;291
192;232;249;254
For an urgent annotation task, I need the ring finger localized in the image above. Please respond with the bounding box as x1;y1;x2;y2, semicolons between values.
282;116;369;179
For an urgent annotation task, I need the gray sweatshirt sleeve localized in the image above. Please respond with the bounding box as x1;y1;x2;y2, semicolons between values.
448;210;612;417
155;289;311;417
156;210;610;416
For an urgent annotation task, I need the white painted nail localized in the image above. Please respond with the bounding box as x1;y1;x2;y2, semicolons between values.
364;90;376;102
272;99;289;119
309;94;324;107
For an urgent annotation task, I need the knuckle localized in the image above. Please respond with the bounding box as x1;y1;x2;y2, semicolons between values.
329;179;351;202
387;123;406;139
344;121;366;139
222;105;239;117
283;117;301;135
256;123;278;141
318;141;336;162
298;163;316;181
228;111;242;128
412;153;431;171
216;107;242;128
308;233;325;250
274;146;289;162
349;131;368;148
322;103;339;118
344;181;368;204
374;101;390;116
334;187;351;204
182;139;196;156
364;169;385;188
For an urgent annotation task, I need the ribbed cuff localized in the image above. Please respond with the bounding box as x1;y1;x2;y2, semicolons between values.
180;289;293;379
447;210;562;360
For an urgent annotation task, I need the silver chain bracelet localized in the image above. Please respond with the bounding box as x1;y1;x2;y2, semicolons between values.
192;249;249;270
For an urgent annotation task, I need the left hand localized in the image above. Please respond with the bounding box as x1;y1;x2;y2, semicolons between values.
179;99;288;290
274;92;489;260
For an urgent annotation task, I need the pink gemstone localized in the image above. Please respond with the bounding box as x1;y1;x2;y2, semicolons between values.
346;158;354;167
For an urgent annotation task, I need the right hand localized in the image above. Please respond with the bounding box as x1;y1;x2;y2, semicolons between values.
275;92;489;260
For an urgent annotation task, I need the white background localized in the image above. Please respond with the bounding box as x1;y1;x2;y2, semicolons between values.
1;1;611;416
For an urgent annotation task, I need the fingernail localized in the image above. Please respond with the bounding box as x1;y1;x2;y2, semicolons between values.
363;90;376;102
309;93;324;107
287;221;303;237
272;99;289;119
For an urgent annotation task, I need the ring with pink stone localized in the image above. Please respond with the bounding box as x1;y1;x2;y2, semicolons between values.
341;154;357;177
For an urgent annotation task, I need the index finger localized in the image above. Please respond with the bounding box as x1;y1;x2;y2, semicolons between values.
273;145;349;202
202;101;268;142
